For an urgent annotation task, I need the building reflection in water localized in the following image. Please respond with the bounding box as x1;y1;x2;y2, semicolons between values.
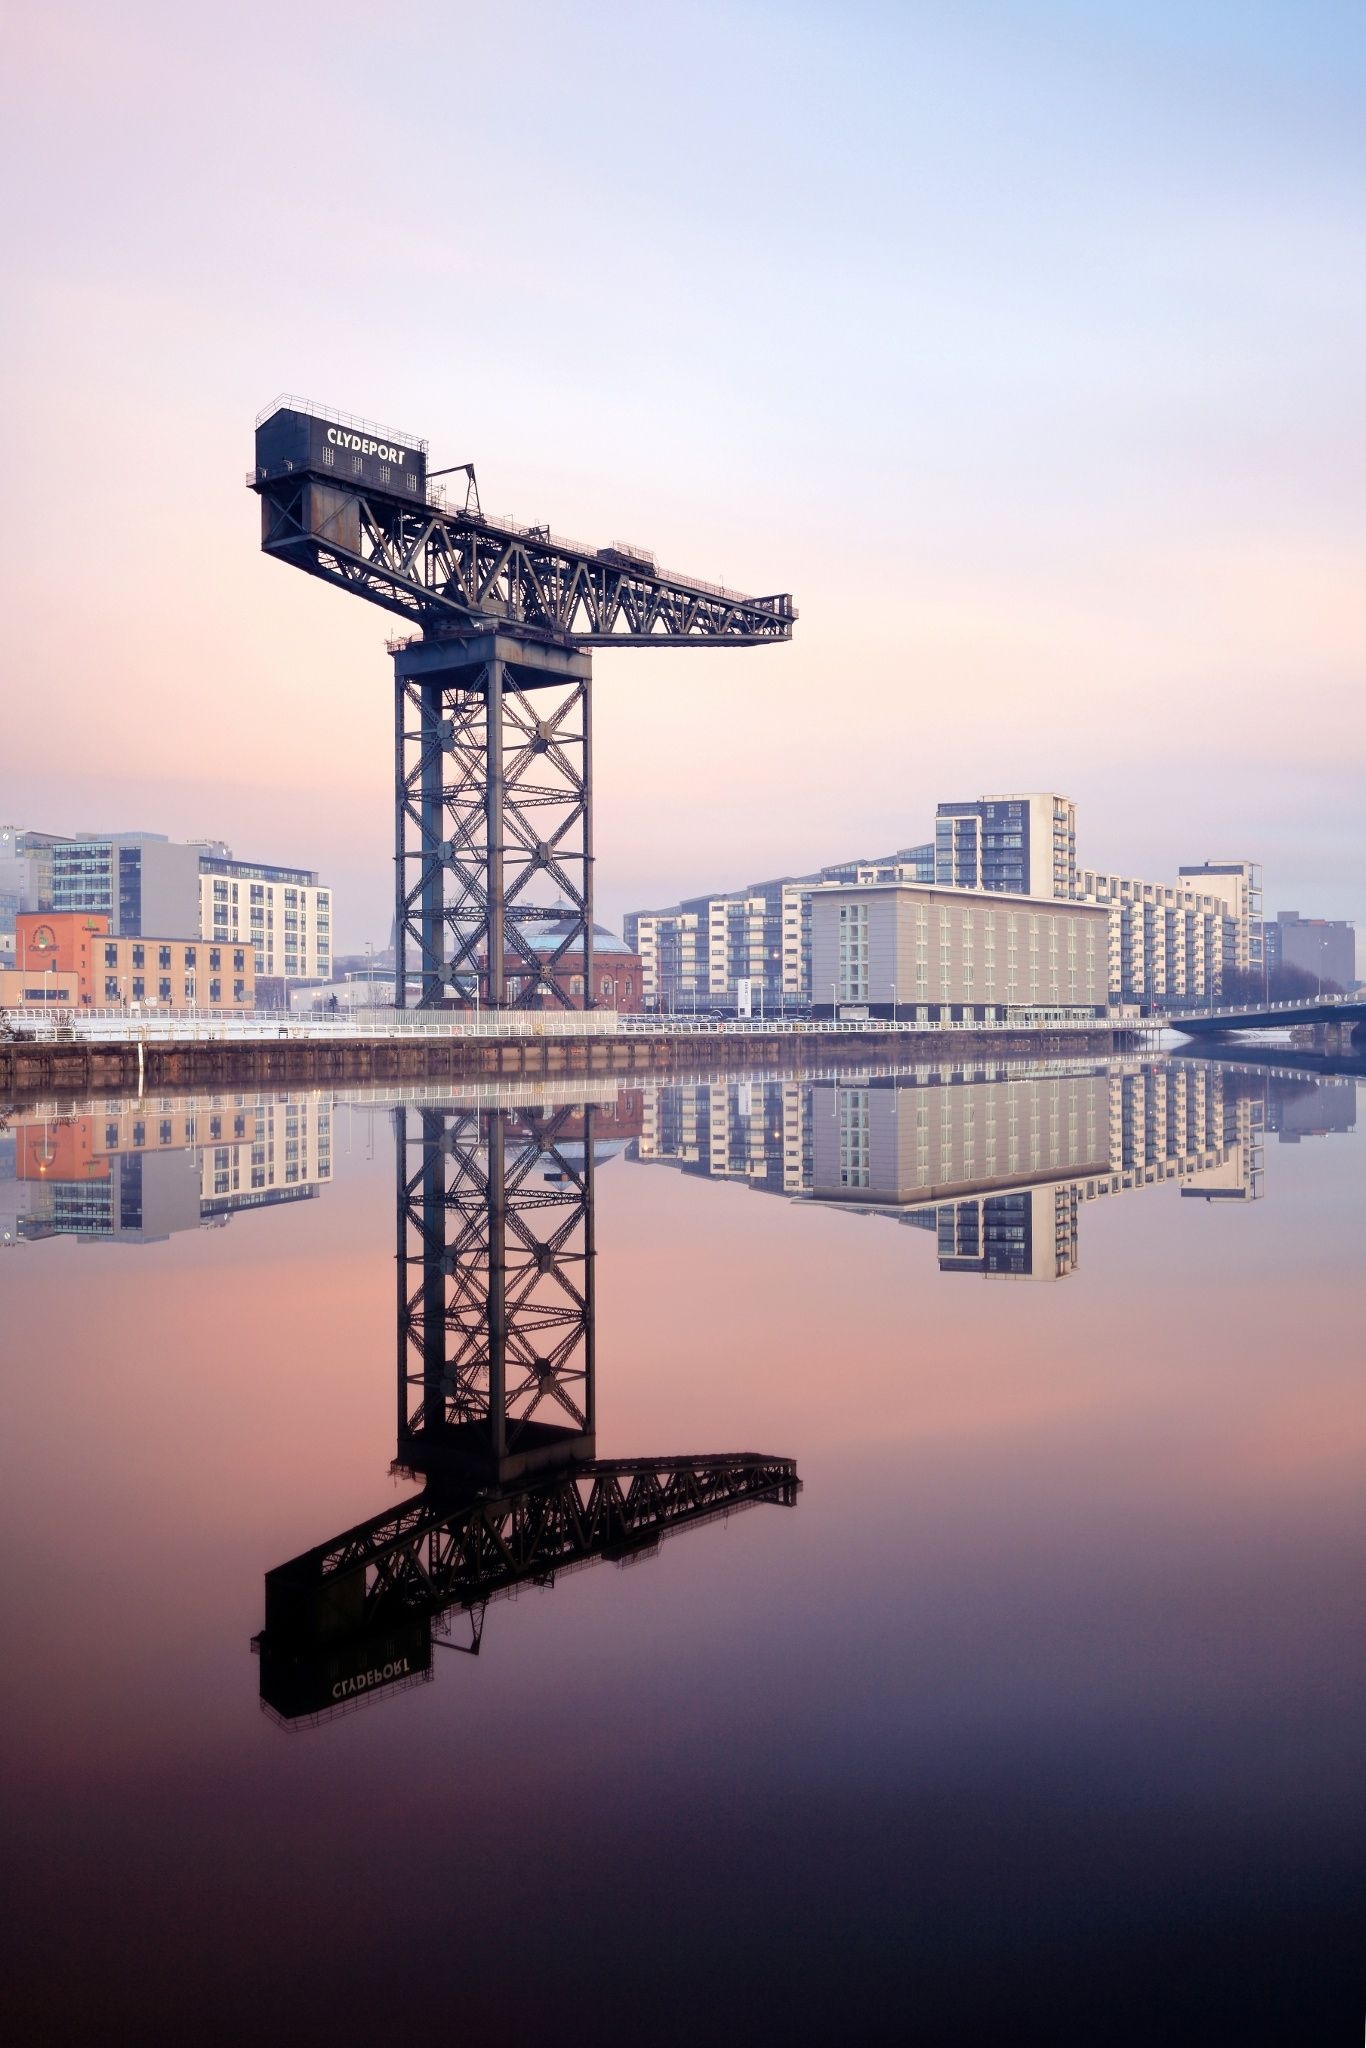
0;1092;332;1247
633;1060;1356;1283
252;1104;800;1725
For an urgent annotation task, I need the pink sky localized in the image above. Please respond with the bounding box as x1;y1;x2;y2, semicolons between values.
4;1;1364;951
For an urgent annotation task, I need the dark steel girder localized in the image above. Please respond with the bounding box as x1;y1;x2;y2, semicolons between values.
253;471;796;647
268;1452;802;1639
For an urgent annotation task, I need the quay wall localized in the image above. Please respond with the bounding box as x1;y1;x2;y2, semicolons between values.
1;1027;1139;1105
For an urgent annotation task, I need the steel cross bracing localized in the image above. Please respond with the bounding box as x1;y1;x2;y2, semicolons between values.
395;642;591;1008
396;1105;595;1475
255;470;796;647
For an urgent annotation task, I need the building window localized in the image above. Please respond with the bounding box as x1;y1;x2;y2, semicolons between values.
209;981;221;1004
209;949;221;971
104;977;120;1000
105;1124;119;1148
132;946;144;969
132;977;145;1000
104;943;118;967
158;947;171;969
159;979;171;1001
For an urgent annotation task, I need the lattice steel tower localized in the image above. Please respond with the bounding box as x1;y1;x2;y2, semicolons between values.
250;398;796;1008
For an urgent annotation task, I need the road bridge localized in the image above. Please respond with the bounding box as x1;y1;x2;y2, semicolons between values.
1169;994;1364;1041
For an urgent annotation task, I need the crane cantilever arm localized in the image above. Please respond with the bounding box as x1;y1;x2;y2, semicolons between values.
252;469;796;647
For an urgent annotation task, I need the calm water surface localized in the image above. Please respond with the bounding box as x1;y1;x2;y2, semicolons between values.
2;1054;1363;2045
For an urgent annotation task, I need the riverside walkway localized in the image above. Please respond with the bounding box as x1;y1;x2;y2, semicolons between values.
0;1005;1143;1100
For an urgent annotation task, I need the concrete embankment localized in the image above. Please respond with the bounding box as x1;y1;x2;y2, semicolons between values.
0;1026;1140;1103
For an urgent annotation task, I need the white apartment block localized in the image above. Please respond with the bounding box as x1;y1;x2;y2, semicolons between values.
198;850;331;982
1078;861;1261;1004
1078;871;1228;1006
198;1093;333;1209
637;1079;810;1194
1176;861;1262;974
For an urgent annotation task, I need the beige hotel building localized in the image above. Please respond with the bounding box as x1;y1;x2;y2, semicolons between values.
810;881;1110;1020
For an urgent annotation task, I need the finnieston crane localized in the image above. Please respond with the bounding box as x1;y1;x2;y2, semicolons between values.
249;398;797;1009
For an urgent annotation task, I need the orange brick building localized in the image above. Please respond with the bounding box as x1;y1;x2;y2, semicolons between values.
0;913;254;1012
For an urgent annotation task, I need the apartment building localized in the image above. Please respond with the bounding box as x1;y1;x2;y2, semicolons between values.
1076;870;1230;1006
4;1093;331;1244
198;848;331;983
807;1061;1264;1274
49;832;202;937
935;794;1078;901
809;881;1109;1020
626;1061;1271;1277
624;840;934;1012
1177;861;1262;974
0;827;66;963
635;1080;811;1195
4;827;334;990
929;802;1259;1007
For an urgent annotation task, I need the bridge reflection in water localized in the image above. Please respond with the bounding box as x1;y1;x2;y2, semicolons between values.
253;1105;799;1725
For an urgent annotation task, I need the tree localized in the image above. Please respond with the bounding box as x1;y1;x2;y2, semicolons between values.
1218;962;1342;1007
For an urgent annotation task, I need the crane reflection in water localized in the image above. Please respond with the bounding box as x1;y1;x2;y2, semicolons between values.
253;1100;800;1724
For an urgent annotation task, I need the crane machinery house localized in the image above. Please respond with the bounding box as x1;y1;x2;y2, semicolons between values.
252;401;429;499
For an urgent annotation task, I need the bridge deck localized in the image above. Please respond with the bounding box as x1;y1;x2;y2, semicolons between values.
1170;996;1364;1035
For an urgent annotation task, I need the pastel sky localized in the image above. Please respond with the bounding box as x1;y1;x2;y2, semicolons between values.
4;0;1364;951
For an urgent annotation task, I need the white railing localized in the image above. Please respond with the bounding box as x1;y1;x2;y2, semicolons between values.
253;392;428;448
3;1007;625;1046
1169;993;1358;1021
4;1007;1148;1048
